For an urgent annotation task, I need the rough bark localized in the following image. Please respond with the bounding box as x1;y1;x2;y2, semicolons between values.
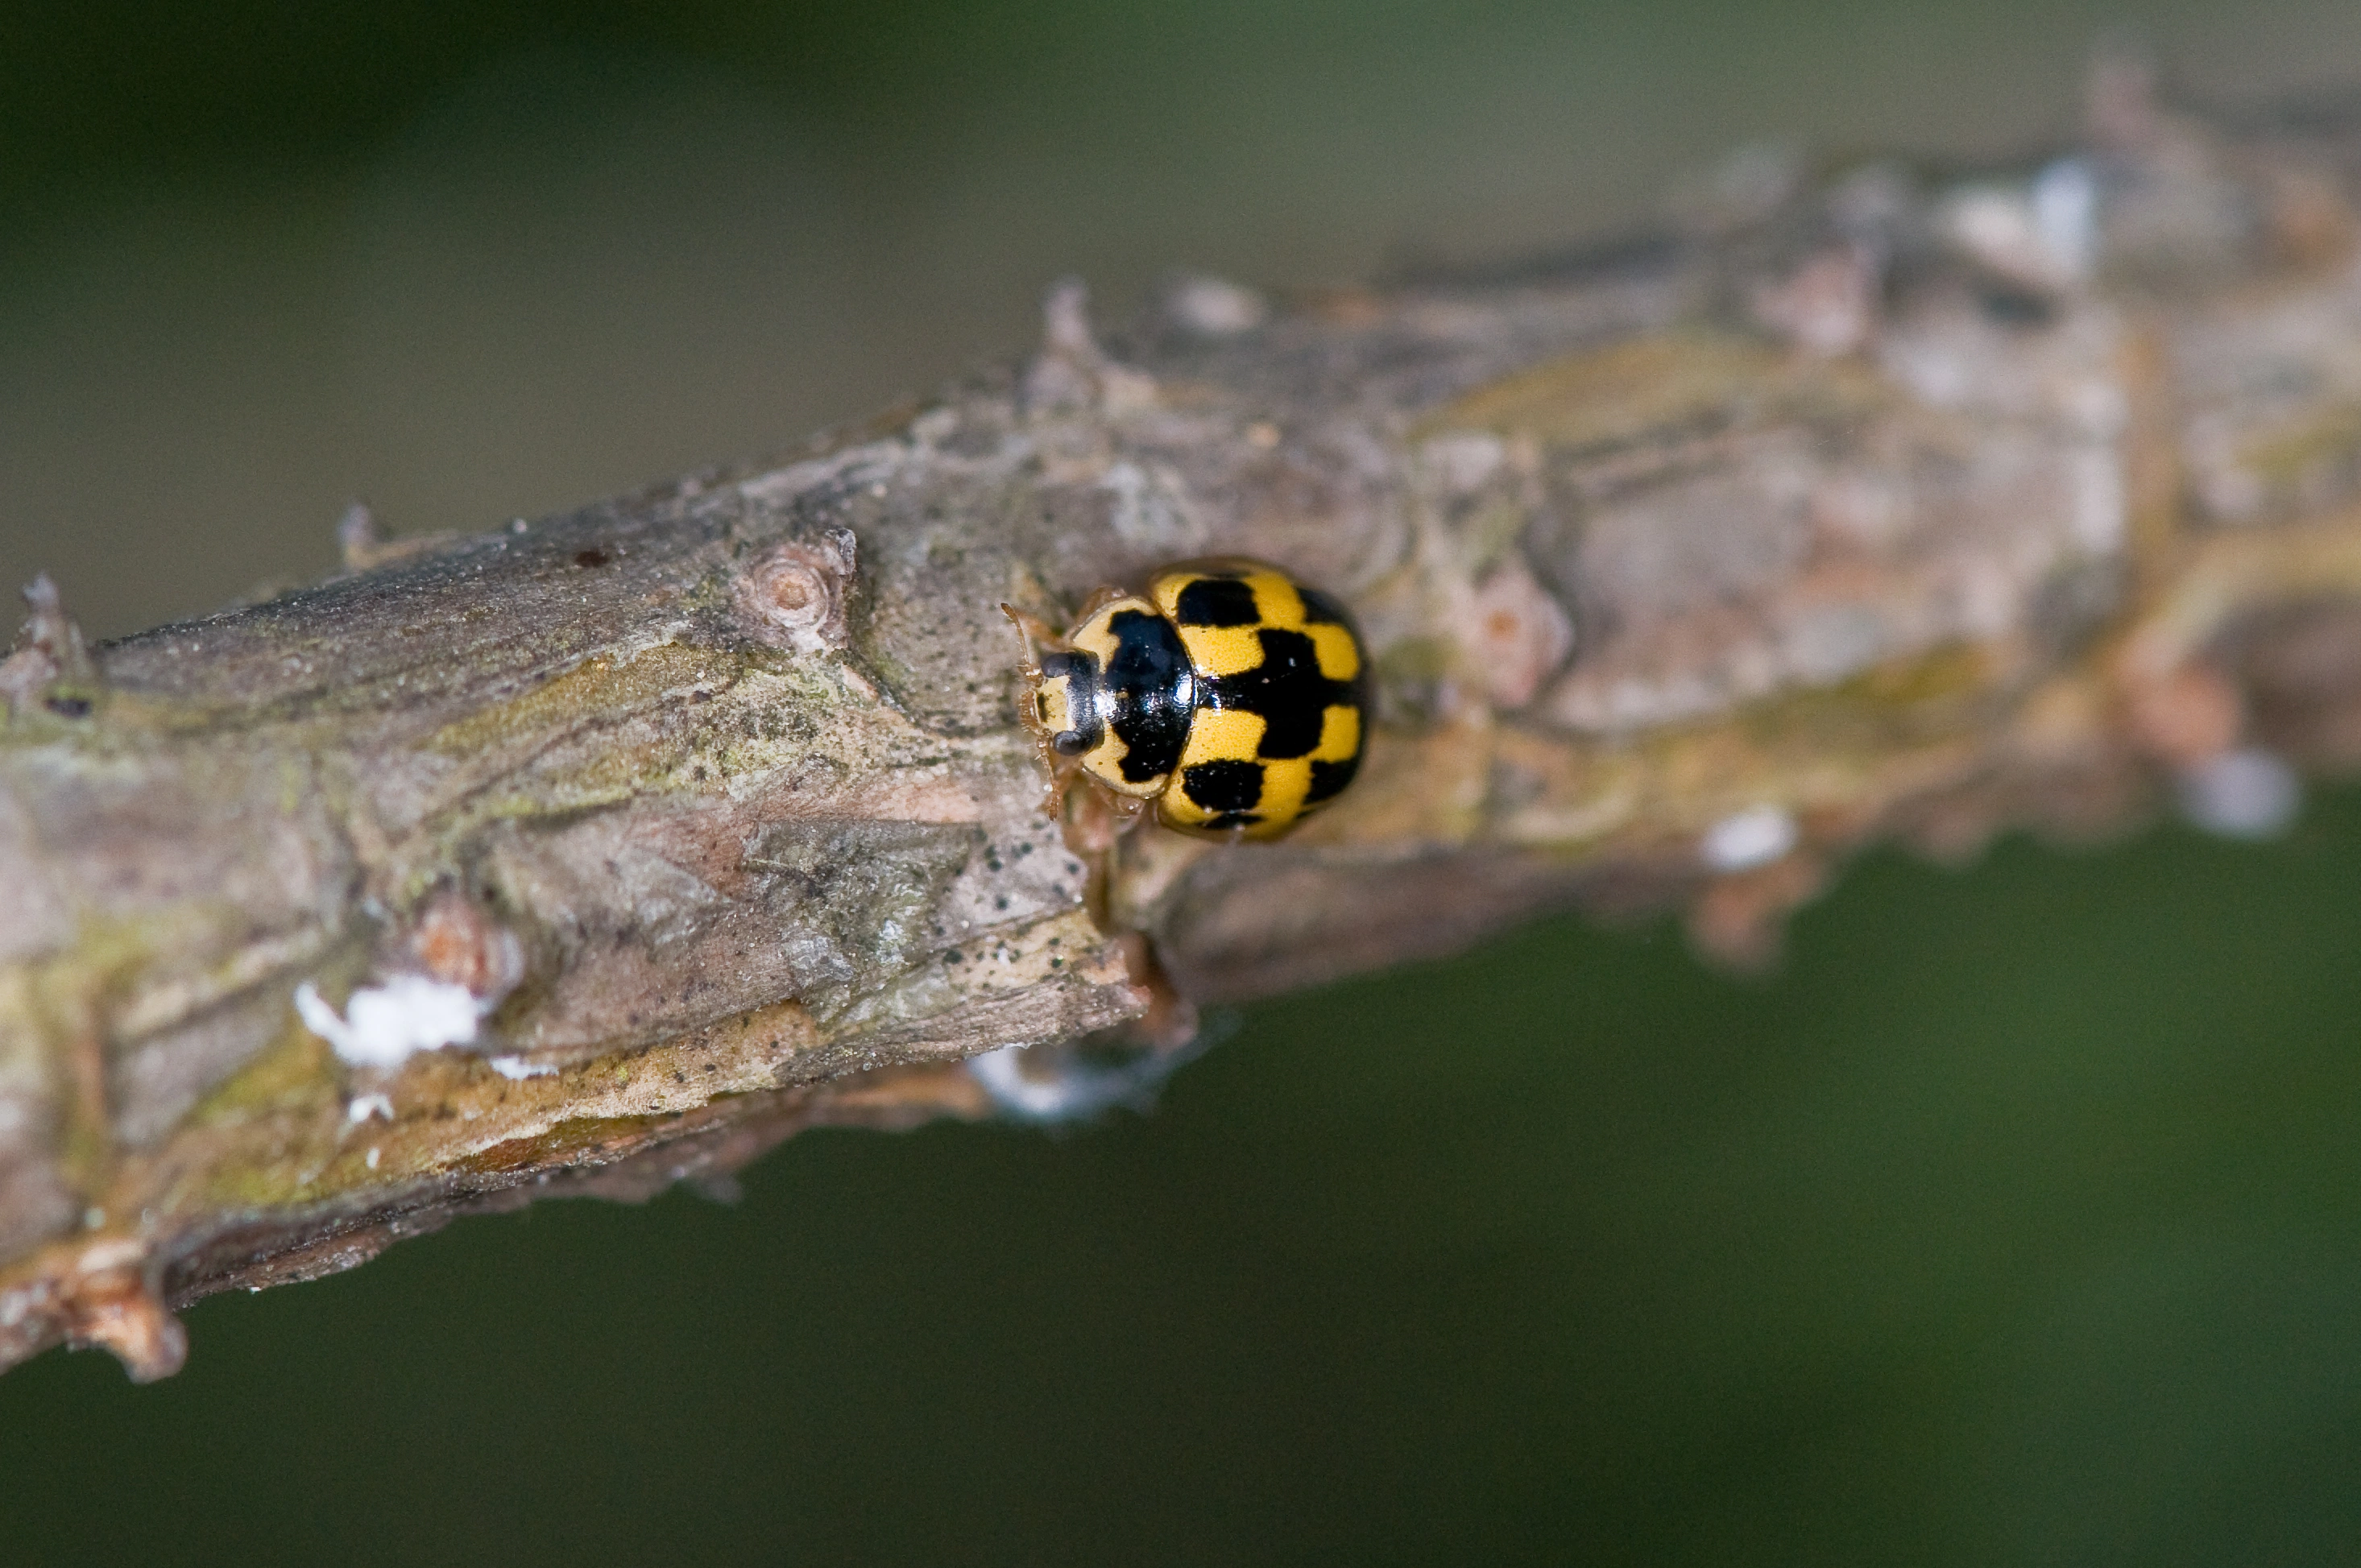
11;61;2361;1380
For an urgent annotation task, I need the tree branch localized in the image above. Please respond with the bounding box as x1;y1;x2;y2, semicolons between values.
12;64;2361;1380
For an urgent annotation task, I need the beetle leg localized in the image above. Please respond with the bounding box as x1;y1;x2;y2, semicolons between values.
1062;782;1124;856
1114;930;1200;1053
1001;602;1079;803
1061;784;1150;929
1027;753;1083;821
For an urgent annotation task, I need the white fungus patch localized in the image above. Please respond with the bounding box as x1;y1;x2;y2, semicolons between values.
1943;166;2094;296
1700;805;1800;872
2069;447;2128;554
294;976;491;1069
2177;747;2302;840
967;1040;1207;1124
2031;158;2100;283
1164;275;1269;337
966;1046;1076;1119
345;1093;393;1124
487;1055;559;1081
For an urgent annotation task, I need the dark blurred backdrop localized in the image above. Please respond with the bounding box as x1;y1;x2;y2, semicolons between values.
8;3;2361;1562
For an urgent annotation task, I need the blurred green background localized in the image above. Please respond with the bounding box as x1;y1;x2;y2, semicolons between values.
9;2;2361;1562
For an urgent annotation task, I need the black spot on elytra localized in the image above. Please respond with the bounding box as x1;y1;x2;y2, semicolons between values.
1299;587;1349;626
1307;756;1359;804
1203;627;1349;759
1183;758;1264;813
1174;577;1260;627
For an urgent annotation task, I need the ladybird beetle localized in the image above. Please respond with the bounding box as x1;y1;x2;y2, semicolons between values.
1007;559;1369;840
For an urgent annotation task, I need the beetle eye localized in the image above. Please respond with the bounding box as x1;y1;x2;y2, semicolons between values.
1052;730;1087;756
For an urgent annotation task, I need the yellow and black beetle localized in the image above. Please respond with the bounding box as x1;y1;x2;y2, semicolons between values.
1006;559;1369;840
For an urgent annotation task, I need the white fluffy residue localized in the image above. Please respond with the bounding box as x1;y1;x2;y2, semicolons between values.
487;1055;559;1081
1701;805;1800;873
967;1039;1210;1125
2177;748;2302;840
1165;275;1268;337
967;1046;1087;1120
1944;168;2094;294
346;1093;393;1124
2031;158;2099;283
2069;447;2128;554
294;976;490;1069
